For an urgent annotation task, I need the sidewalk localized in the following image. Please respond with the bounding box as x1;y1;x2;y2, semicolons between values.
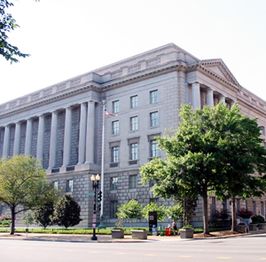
0;230;263;243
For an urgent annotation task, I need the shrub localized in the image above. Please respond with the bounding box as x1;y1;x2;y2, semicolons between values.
251;215;265;224
53;195;81;228
142;202;167;221
0;216;11;227
167;203;183;221
116;200;142;220
34;201;54;228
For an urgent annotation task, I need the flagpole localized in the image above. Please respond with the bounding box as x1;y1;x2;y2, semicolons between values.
100;100;106;218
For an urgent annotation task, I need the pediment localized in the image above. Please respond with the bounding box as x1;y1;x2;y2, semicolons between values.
200;59;240;86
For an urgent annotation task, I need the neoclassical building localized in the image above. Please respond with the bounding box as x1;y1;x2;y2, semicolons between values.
0;43;266;226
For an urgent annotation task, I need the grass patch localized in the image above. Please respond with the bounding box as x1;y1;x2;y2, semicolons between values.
0;226;223;235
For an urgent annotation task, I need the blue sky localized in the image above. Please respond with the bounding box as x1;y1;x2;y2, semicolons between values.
0;0;265;103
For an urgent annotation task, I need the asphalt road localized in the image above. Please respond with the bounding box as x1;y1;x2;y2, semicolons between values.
0;234;266;262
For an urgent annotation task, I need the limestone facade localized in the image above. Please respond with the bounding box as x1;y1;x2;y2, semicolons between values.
0;43;266;226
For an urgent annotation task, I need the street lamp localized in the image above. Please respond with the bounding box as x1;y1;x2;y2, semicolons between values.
90;174;100;240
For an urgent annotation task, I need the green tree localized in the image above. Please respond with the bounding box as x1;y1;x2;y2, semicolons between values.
34;201;54;229
53;195;81;228
0;155;51;234
0;0;29;62
210;105;266;231
142;202;167;221
141;104;266;234
167;203;183;222
34;186;59;229
116;199;142;220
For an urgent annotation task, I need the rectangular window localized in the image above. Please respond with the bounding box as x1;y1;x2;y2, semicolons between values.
130;143;139;160
150;90;159;104
259;126;265;136
129;174;137;189
66;179;73;193
150;139;159;158
130;116;138;131
53;181;59;190
110;177;118;191
150;111;159;127
111;146;119;163
110;200;118;218
112;100;120;113
112;120;119;135
130;95;138;108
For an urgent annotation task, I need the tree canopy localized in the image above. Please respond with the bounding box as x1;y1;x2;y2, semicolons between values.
0;155;55;234
141;104;266;234
0;0;29;62
53;195;81;228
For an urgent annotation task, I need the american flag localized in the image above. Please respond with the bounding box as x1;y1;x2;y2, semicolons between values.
104;110;117;117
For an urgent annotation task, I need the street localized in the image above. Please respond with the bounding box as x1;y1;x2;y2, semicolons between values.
0;234;266;262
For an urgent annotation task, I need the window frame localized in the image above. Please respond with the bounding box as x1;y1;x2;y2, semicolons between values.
149;89;159;104
66;179;74;193
130;95;138;109
112;100;120;114
111;146;120;163
150;139;159;158
112;120;120;135
130;116;138;132
129;143;139;161
150;111;159;128
110;176;118;191
129;174;137;189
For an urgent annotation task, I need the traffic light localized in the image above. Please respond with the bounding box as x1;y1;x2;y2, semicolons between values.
97;191;102;202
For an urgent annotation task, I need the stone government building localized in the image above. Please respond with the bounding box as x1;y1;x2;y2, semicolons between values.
0;43;266;226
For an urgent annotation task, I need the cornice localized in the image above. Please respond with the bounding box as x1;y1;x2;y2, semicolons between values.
101;61;187;91
188;64;240;93
0;43;199;117
237;96;266;118
200;59;240;86
0;83;100;119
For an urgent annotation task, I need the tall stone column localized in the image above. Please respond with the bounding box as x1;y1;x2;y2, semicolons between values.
36;115;45;164
13;122;21;155
25;119;32;155
2;125;10;158
207;88;214;106
78;102;87;165
219;95;226;104
85;101;95;165
192;82;201;109
62;107;72;168
48;111;58;170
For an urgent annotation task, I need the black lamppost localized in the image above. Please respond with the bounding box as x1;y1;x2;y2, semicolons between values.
90;174;100;241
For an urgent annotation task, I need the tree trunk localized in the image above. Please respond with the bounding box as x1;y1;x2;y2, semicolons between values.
231;197;237;232
202;189;209;235
10;206;16;235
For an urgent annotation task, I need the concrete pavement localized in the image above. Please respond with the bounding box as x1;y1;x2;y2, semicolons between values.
0;230;256;243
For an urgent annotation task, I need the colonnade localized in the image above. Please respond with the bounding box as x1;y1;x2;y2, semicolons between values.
0;100;97;171
191;82;233;109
